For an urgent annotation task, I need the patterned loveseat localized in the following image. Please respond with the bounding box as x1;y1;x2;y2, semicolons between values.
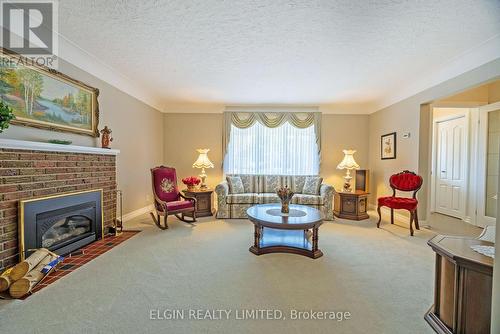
215;174;334;220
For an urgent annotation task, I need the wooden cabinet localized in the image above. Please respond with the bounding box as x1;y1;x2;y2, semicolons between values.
182;189;214;217
333;190;369;220
425;235;494;334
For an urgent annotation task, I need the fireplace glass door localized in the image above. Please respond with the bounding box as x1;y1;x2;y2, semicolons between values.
20;189;103;260
41;215;92;249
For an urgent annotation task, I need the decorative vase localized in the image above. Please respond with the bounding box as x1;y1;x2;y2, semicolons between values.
187;185;196;191
281;201;290;214
276;186;294;214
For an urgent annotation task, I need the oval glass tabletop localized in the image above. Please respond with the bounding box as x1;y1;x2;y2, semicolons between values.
246;204;324;229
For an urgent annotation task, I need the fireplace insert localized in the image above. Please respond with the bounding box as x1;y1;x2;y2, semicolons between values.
19;189;103;260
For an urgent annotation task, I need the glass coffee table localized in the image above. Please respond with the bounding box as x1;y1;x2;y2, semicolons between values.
246;204;324;259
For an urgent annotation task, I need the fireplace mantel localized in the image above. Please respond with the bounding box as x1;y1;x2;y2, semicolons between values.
0;138;120;155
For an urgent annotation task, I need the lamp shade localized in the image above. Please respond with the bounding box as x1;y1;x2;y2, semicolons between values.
192;149;214;169
337;149;360;170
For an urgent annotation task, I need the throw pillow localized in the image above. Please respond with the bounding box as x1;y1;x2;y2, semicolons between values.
227;176;245;194
303;176;323;195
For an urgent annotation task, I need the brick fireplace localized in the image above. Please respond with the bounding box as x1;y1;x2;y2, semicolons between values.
0;139;119;271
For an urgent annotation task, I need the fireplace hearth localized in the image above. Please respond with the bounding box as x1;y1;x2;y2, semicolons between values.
19;190;103;260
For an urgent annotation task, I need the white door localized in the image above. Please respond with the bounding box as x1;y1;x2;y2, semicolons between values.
477;102;500;227
435;117;467;218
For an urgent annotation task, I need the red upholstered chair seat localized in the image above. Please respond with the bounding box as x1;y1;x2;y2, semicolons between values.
166;200;195;212
378;196;418;211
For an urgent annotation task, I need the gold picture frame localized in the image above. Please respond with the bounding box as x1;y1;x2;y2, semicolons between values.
0;48;99;137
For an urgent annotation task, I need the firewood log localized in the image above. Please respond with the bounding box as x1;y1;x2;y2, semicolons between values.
9;253;57;298
0;267;14;292
9;248;51;281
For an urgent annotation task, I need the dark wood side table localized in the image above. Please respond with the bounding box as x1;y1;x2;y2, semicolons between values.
182;188;214;217
425;235;493;334
333;190;369;220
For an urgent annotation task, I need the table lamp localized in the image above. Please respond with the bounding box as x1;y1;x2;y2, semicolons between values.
337;149;360;192
192;148;214;189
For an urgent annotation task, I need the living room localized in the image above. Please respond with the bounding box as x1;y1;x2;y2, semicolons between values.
0;1;499;333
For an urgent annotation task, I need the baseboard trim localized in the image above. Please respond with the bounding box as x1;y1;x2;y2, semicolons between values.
122;204;154;222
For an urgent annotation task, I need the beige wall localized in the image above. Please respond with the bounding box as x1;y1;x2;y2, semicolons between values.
0;58;164;215
164;113;223;190
321;115;369;190
438;84;489;104
489;81;500;104
163;113;369;192
368;58;500;220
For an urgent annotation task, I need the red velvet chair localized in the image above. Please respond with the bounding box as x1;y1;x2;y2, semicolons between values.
377;170;423;236
150;166;196;229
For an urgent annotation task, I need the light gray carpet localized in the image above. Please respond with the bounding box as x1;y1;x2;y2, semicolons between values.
1;212;469;334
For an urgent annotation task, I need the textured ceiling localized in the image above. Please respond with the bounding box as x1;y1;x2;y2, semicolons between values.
58;0;500;112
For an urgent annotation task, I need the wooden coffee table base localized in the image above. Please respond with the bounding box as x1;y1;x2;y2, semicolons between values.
249;226;323;259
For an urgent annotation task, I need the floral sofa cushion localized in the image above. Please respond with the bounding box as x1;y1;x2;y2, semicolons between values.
260;175;283;193
226;176;245;194
291;194;323;205
226;174;321;194
303;176;323;195
227;174;259;193
226;193;258;204
258;193;281;204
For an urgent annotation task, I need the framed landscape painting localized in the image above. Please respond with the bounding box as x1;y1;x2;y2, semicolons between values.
381;132;396;160
0;49;99;137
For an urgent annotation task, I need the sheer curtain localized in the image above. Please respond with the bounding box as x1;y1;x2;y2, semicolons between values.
224;121;319;175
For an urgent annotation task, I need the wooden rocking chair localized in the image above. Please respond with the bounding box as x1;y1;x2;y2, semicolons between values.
150;166;196;230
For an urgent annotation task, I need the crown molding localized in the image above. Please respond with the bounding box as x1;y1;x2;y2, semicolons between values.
1;26;165;112
58;35;165;112
225;105;319;113
372;34;500;114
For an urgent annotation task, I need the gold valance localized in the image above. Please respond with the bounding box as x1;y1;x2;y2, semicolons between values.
230;112;317;129
222;111;322;165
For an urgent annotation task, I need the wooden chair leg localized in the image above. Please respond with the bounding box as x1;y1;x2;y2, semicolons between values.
414;210;420;230
377;206;382;228
409;211;414;236
150;212;158;225
150;212;168;230
390;208;394;224
163;215;169;229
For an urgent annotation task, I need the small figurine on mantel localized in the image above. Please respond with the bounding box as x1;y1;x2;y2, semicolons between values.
100;126;113;149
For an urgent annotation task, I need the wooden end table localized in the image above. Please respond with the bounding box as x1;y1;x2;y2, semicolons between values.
246;204;324;259
182;188;214;217
425;235;493;334
333;190;369;220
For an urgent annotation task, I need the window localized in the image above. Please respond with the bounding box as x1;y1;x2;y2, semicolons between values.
224;121;319;175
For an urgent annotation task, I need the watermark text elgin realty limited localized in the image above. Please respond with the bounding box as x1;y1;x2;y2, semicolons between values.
150;309;352;321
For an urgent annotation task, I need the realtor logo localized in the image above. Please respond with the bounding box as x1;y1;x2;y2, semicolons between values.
1;0;58;67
